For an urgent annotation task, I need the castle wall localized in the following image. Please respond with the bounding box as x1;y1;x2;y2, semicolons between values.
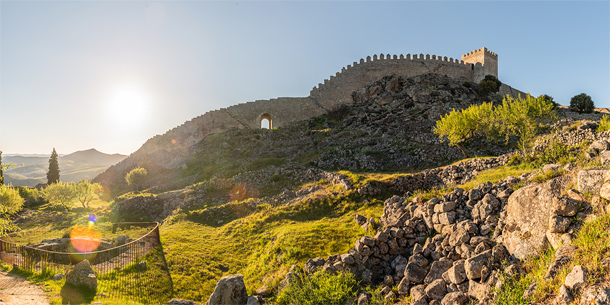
309;54;475;108
223;97;327;129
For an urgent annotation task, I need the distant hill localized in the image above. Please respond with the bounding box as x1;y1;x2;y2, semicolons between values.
4;149;127;186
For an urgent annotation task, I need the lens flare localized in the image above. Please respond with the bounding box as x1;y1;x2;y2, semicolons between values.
229;183;247;201
70;226;101;253
88;214;98;229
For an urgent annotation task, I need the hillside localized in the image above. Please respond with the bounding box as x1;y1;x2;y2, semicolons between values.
7;72;610;305
4;148;127;186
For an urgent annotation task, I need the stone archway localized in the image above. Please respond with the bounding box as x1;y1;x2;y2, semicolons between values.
260;113;272;129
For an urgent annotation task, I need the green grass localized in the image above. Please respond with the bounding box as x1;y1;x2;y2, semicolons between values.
161;191;383;302
494;211;610;304
276;270;358;305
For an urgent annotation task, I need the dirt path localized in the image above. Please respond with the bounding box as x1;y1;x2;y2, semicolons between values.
0;271;49;305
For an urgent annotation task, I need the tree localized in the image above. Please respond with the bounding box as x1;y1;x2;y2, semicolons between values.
478;75;502;95
43;182;76;211
0;150;3;186
540;94;559;109
495;94;557;155
570;93;595;113
75;180;103;209
125;167;148;191
47;148;60;184
433;102;495;158
0;184;24;235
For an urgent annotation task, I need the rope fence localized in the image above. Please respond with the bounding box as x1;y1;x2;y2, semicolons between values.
0;222;173;304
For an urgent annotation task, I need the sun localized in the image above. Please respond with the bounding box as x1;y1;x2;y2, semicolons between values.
104;86;150;130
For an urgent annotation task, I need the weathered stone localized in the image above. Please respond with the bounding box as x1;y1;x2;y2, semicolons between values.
409;253;429;268
397;277;410;295
552;196;580;217
205;274;248;305
445;260;466;284
438;211;456;225
434;202;456;213
543;163;562;173
425;279;446;300
549;216;571;233
601;151;610;166
554;285;573;305
577;169;608;194
589;139;610;153
502;176;570;260
410;285;427;304
425;260;453;284
246;296;260;305
52;273;64;281
404;262;427;283
440;292;468;305
467;280;490;300
341;253;355;265
464;250;491;280
66;260;97;292
600;182;610;201
469;189;482;201
384;291;396;302
375;231;389;243
448;228;470;247
357;292;370;305
168;299;201;305
491;245;509;264
579;286;610;305
564;265;587;292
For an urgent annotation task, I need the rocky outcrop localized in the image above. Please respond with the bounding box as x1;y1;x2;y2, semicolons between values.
302;176;523;303
65;260;97;292
205;274;248;305
499;176;571;260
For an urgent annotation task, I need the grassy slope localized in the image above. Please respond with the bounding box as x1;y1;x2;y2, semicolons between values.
161;189;383;302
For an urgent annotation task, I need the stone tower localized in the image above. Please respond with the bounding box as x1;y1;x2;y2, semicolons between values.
461;47;498;83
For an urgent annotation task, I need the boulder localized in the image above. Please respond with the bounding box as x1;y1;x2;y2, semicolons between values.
404;262;427;283
589;139;610;154
425;260;453;284
445;260;467;284
441;292;468;305
601;151;610;166
577;169;608;194
580;286;610;305
501;176;570;259
467;280;490;300
552;196;579;217
425;279;447;300
554;285;573;305
65;260;97;292
168;299;201;305
549;216;571;233
464;250;491;280
564;266;587;292
205;274;248;305
600;182;610;201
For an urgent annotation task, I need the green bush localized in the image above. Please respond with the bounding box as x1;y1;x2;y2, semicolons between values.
0;185;24;215
125;167;148;191
478;75;502;95
276;270;358;305
598;115;610;132
570;93;595;113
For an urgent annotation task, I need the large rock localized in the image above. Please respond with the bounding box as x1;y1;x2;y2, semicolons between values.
205;274;248;305
552;196;580;217
580;286;610;305
464;250;491;280
501;176;570;259
424;279;446;300
548;216;571;233
577;169;608;194
441;292;468;305
425;260;453;284
404;262;427;283
65;260;97;292
564;266;587;292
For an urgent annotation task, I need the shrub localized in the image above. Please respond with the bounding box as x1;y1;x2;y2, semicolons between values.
570;93;595;113
0;185;24;215
42;182;76;211
276;270;358;305
125;167;148;191
478;75;502;95
598;115;610;132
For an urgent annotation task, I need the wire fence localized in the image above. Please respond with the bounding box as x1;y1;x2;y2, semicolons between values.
0;222;173;304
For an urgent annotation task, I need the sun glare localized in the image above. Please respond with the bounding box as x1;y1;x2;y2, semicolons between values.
104;86;150;130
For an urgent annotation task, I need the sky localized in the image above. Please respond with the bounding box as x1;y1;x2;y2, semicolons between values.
1;1;609;155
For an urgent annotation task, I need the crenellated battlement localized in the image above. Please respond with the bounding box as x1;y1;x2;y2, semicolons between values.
462;47;497;58
309;52;473;95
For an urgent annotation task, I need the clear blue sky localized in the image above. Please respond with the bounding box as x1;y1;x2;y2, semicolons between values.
1;1;609;155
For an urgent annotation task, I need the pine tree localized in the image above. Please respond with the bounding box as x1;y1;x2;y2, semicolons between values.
47;148;60;184
0;150;4;186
